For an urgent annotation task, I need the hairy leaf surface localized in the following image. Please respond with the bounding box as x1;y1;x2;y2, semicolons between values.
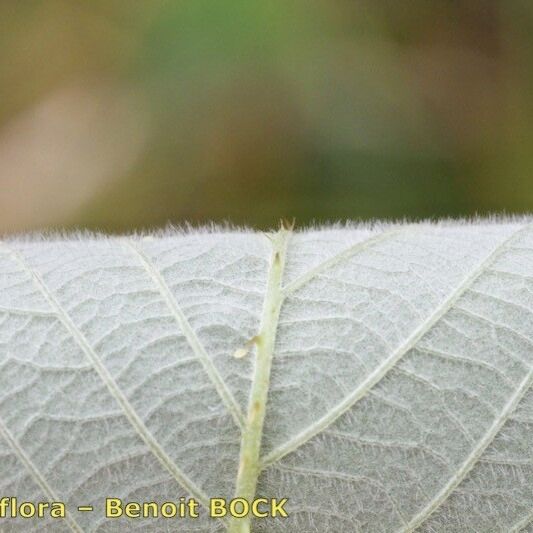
0;220;532;532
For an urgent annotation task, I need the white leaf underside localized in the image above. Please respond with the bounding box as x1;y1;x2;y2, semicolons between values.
0;220;532;532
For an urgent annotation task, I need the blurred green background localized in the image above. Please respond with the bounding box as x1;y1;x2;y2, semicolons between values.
0;0;532;233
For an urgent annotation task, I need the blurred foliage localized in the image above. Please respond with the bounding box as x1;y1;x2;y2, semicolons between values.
0;0;532;233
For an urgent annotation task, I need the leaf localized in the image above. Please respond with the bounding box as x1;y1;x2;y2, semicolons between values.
0;219;532;532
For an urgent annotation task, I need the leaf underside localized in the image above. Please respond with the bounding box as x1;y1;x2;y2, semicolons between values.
0;220;532;532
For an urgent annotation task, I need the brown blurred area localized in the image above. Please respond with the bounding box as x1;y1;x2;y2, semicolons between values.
0;0;531;234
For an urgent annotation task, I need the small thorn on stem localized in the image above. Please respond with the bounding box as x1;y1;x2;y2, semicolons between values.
233;335;261;359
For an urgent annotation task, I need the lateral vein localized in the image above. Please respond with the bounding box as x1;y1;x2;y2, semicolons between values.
0;416;84;533
401;367;533;532
0;305;56;317
124;240;246;430
0;244;212;510
509;509;533;533
281;229;400;297
261;223;531;468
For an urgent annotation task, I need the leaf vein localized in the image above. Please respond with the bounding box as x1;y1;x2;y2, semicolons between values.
262;224;530;468
401;366;533;531
124;240;246;430
0;244;212;510
281;229;399;297
0;416;84;533
509;509;533;532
